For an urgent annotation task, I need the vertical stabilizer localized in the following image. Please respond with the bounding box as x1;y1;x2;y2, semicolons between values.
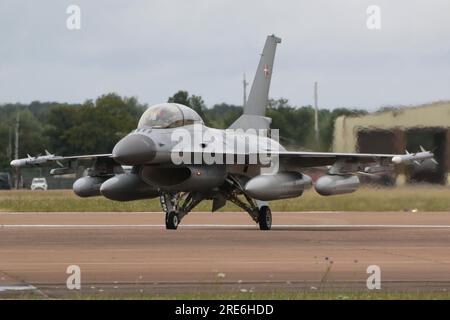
230;34;281;130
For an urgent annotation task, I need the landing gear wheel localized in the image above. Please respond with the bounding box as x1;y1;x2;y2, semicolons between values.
165;211;179;230
258;206;272;230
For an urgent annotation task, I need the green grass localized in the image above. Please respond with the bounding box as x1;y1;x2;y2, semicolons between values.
0;185;449;212
13;290;450;300
102;291;450;300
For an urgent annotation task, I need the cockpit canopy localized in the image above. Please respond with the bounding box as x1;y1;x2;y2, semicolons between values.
138;103;204;129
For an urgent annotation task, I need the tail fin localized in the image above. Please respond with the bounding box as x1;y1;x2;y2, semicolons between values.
229;34;281;130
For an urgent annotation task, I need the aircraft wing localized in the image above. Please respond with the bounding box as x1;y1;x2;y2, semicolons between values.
9;153;120;177
48;154;113;161
278;151;394;168
10;153;113;168
276;150;435;169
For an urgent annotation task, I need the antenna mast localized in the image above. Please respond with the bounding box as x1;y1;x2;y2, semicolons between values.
314;81;319;145
243;73;249;107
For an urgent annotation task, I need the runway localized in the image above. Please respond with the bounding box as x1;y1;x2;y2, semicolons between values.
1;211;450;298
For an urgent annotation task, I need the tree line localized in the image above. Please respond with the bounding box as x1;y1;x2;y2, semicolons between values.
0;91;367;171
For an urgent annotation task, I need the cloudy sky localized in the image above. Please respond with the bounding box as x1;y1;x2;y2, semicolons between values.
1;0;449;110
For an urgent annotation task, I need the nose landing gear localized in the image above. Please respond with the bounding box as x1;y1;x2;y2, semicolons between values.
165;211;179;230
160;192;204;230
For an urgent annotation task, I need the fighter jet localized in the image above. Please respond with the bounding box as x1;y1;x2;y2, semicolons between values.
11;34;435;230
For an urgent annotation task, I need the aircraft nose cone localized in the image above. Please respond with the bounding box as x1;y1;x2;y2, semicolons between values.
112;134;156;165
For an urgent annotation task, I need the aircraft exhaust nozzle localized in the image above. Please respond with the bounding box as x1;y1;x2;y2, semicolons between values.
112;134;156;165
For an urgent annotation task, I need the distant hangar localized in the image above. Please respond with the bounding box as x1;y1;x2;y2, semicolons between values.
333;101;450;185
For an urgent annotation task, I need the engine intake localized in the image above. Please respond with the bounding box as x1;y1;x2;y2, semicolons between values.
140;165;226;192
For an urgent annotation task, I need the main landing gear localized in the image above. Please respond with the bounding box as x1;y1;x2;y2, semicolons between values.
159;178;273;230
258;206;272;230
223;176;273;231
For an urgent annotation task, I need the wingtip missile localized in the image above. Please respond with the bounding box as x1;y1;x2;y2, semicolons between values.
391;148;435;165
9;151;59;168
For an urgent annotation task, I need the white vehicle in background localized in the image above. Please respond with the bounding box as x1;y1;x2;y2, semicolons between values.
31;177;48;190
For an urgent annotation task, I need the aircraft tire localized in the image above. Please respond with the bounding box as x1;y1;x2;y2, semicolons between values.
166;211;179;230
258;206;272;230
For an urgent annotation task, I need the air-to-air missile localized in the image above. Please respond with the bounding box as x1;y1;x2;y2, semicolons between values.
391;146;437;165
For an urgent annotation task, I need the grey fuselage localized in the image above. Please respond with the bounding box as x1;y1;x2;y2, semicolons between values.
112;121;286;193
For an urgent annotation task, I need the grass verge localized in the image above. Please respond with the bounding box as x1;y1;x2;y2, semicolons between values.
12;290;450;300
0;185;449;212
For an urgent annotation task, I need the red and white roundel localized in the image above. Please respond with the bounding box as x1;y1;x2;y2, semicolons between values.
263;64;270;78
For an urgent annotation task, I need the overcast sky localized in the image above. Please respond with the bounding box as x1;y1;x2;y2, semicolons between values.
1;0;449;110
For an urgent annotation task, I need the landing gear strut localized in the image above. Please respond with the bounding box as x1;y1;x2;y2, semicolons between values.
224;178;272;230
160;192;204;230
159;176;274;231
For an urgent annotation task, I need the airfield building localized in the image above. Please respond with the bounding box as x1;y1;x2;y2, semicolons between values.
332;101;450;185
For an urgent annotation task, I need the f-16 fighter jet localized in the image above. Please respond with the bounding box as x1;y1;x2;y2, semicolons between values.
11;35;434;230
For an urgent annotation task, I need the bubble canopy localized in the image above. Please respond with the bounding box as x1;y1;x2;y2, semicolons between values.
137;103;204;129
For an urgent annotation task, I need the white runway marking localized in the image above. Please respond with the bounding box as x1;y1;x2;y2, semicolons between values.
1;224;450;229
0;285;36;292
0;211;345;215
